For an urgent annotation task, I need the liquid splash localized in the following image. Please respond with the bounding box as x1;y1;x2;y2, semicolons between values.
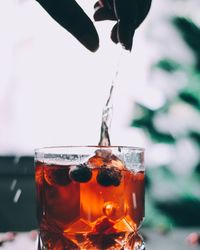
98;65;119;146
13;189;22;203
98;48;126;146
10;179;17;191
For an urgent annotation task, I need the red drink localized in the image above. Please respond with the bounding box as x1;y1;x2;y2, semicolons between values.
35;147;145;249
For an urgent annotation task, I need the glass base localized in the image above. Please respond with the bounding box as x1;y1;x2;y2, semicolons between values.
37;231;145;250
124;232;145;249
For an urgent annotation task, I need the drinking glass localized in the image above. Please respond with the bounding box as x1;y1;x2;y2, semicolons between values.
35;146;145;249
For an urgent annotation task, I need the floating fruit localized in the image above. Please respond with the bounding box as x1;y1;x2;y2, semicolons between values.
69;163;92;183
44;166;71;186
96;167;122;187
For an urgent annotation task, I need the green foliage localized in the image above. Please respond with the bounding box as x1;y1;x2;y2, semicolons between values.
179;92;200;110
155;197;200;227
178;72;200;110
173;16;200;70
194;161;200;175
189;131;200;145
145;170;152;189
131;104;175;144
131;10;200;228
155;59;181;72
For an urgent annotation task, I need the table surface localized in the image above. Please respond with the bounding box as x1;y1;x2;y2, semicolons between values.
143;229;200;250
0;229;200;250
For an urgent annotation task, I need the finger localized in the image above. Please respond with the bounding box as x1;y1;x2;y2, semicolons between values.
94;1;102;10
118;21;135;50
111;21;134;49
114;0;152;28
94;0;116;21
110;23;119;44
94;6;116;21
114;0;138;27
135;0;152;28
114;0;138;50
36;0;99;52
99;0;113;10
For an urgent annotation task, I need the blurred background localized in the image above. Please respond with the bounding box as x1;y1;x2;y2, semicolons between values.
0;0;200;246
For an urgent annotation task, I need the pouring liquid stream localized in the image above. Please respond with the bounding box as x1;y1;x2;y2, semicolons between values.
98;52;122;146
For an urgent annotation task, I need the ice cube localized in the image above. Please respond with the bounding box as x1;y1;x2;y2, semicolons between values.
88;149;125;170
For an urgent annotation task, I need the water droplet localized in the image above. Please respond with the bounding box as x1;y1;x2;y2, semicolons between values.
10;179;17;191
13;189;21;203
132;193;137;209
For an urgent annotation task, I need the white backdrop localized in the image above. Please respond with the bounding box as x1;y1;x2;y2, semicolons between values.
0;0;183;155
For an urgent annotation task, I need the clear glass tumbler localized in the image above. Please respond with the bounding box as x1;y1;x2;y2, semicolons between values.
35;146;145;249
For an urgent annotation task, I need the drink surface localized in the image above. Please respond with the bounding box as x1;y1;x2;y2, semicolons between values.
35;151;144;249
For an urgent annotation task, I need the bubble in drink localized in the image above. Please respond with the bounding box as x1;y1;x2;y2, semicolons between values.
103;201;118;217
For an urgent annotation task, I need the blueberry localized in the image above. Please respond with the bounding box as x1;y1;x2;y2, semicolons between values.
96;167;122;187
44;166;71;186
69;164;92;183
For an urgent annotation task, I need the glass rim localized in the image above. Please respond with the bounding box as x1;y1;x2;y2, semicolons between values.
35;145;145;170
35;145;145;153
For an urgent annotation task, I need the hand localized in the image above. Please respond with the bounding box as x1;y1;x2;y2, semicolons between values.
36;0;152;52
94;0;152;50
